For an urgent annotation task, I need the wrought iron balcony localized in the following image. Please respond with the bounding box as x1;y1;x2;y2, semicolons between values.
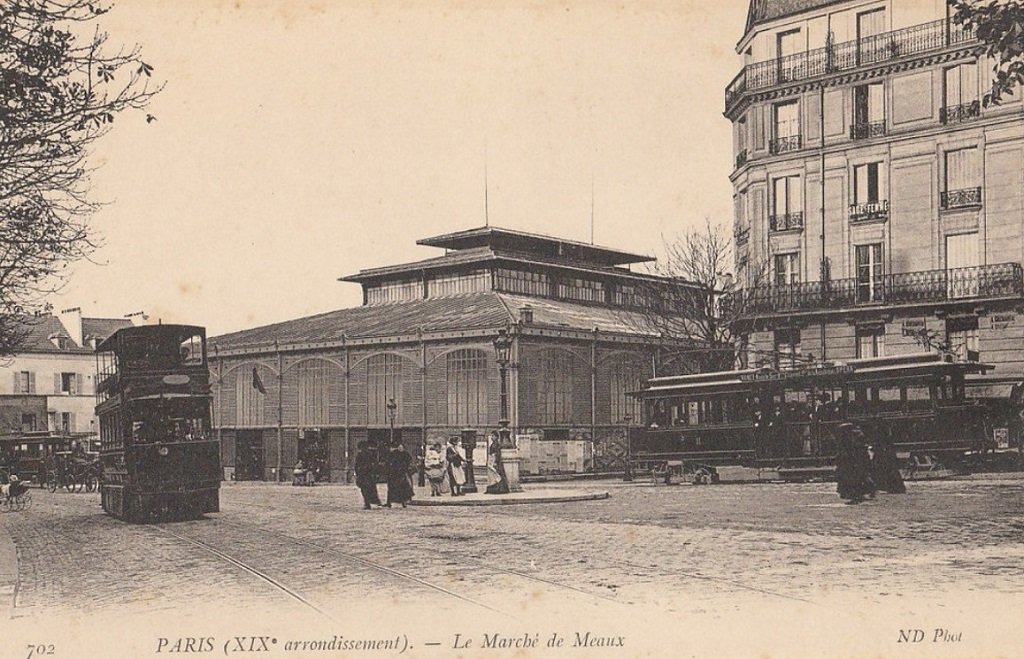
727;263;1024;317
849;200;889;223
735;149;748;169
769;135;801;155
940;101;981;125
734;227;750;246
850;120;886;140
941;187;982;210
726;18;976;114
769;212;804;232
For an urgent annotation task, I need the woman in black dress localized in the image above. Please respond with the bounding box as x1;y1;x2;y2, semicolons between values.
384;442;414;508
354;441;382;509
835;423;875;504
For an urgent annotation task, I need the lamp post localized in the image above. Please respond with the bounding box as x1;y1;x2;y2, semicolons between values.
487;328;513;494
622;413;633;482
386;397;397;448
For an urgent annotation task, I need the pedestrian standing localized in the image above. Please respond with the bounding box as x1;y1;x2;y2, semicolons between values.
354;440;382;510
835;423;875;504
870;436;906;494
384;442;414;508
424;443;445;496
445;436;466;496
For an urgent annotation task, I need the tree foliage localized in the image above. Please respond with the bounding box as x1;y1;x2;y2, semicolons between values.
950;0;1024;105
0;0;159;354
623;221;769;376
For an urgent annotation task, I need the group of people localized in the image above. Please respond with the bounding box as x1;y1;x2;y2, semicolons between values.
353;440;416;509
834;422;906;504
423;436;469;497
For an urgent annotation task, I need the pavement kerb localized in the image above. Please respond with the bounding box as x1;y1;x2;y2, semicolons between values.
0;518;19;619
408;489;610;506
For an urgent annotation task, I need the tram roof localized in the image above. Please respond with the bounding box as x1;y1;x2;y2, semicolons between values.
96;324;206;353
640;353;993;397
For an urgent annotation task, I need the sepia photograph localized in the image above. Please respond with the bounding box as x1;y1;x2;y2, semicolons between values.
1;0;1023;657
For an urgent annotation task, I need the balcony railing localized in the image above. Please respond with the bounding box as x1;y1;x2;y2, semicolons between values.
769;212;804;232
850;120;887;140
726;18;976;113
849;200;889;223
941;187;982;210
940;101;981;124
727;263;1023;316
735;149;748;169
769;134;801;155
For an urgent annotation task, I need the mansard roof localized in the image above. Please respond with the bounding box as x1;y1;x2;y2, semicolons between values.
745;0;846;34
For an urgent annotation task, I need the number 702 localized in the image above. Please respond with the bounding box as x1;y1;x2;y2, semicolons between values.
26;645;55;659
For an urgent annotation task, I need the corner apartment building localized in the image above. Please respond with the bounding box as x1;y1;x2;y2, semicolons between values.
726;0;1024;385
0;309;134;440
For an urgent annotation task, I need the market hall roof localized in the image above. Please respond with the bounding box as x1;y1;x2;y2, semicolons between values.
417;226;654;266
208;291;666;353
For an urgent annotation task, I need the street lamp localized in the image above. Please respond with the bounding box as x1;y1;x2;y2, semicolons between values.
386;397;397;448
487;328;513;494
622;413;633;482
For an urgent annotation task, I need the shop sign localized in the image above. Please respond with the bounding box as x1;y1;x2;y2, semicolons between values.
989;314;1016;330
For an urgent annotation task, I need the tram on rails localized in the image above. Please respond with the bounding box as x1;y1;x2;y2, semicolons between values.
95;324;220;522
634;353;996;481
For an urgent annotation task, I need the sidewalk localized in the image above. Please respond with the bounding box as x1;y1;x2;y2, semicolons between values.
0;518;18;617
408;485;610;506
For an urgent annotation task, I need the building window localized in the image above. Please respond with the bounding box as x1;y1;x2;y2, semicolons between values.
856;8;886;64
851;82;885;139
495;268;550;296
770;101;801;154
366;278;422;304
850;163;888;222
735;115;748;168
609;362;644;424
427;270;490;298
21;414;37;433
50;412;72;433
557;277;605;303
774;252;800;287
942;63;979;124
535;351;574;425
942;148;981;209
296;360;330;427
856;325;885;358
236;367;266;426
946;232;980;298
58;372;80;395
770;175;803;231
446;349;488;426
946;316;979;362
774;328;801;370
776;29;802;82
13;371;34;394
367;353;403;425
856;244;884;303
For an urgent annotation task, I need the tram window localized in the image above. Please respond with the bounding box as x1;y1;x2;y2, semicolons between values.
180;334;204;365
688;401;700;425
906;386;930;400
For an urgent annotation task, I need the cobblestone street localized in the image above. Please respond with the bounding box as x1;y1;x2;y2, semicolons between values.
1;477;1022;658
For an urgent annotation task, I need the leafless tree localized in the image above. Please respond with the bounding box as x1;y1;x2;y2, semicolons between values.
0;0;161;355
623;220;771;376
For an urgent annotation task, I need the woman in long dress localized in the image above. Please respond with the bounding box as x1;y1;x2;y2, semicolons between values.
353;441;382;509
384;442;415;507
444;436;466;496
424;443;445;496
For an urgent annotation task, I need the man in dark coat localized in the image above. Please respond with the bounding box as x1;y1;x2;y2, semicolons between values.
835;423;875;504
871;437;906;494
384;442;414;508
354;441;382;509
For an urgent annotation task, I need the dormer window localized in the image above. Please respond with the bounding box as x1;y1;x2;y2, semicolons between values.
49;333;71;350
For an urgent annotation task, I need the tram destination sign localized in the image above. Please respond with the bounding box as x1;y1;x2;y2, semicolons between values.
740;364;853;382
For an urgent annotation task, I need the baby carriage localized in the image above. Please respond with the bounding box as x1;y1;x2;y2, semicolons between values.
2;475;31;512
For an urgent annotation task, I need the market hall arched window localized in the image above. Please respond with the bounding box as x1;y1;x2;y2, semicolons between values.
367;353;403;425
535;350;575;424
236;365;267;426
446;349;489;426
297;359;330;427
608;358;645;423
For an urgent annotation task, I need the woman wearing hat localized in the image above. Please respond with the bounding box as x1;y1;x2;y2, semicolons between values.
444;436;466;496
354;441;382;509
835;423;875;504
424;443;445;496
384;441;415;508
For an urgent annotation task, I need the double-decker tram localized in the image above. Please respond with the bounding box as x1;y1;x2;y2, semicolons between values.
95;325;220;521
635;353;993;481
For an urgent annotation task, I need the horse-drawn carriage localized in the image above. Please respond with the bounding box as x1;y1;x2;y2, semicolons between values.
45;450;101;493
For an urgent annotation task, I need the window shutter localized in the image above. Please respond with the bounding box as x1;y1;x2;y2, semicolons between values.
54;373;61;394
12;372;17;393
69;413;76;433
29;372;35;393
76;373;84;395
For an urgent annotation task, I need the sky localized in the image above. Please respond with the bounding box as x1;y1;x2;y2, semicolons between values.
50;0;749;336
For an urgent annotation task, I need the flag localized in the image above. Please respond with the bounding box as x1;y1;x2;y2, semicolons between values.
252;367;267;394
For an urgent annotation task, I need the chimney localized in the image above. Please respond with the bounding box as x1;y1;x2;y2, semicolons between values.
58;307;83;347
520;305;534;324
125;311;149;326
